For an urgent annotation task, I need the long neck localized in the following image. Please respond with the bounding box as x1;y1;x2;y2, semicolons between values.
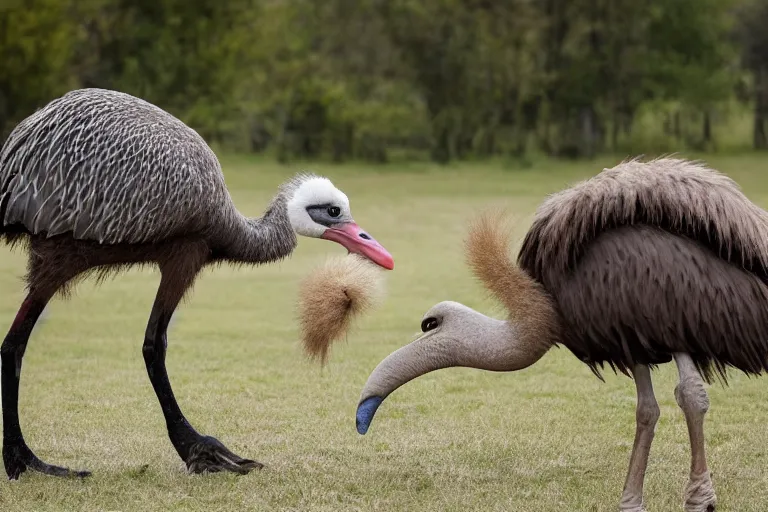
219;192;298;264
457;315;554;372
501;266;562;361
464;212;562;361
358;308;557;402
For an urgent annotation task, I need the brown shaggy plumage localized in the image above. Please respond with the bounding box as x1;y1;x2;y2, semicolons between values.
516;157;768;383
519;157;768;287
298;254;385;364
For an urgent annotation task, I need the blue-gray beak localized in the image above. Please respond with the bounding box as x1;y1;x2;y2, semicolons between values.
356;396;384;435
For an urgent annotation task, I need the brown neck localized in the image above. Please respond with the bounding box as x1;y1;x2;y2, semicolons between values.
503;267;561;359
465;210;561;353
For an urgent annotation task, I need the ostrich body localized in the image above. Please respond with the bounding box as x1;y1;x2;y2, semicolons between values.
355;158;768;512
0;88;394;479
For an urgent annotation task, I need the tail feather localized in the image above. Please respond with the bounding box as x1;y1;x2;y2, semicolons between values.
465;210;520;315
465;210;561;344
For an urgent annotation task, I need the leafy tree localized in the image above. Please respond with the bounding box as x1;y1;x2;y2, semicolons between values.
0;0;77;138
735;0;768;149
0;0;760;161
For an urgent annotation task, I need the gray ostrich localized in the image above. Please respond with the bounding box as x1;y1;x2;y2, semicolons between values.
355;158;768;512
0;88;394;479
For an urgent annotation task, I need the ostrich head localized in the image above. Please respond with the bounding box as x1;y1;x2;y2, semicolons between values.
355;212;559;434
286;175;394;270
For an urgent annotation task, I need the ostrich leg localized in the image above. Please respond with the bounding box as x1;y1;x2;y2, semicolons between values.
619;365;660;512
2;293;91;479
144;252;263;475
673;353;716;512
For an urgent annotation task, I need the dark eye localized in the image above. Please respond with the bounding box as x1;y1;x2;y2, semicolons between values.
327;206;341;218
421;317;440;332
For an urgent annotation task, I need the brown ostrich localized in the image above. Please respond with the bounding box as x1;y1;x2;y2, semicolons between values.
355;158;768;512
0;88;394;479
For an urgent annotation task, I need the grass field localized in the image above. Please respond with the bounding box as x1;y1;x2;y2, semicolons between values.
1;153;768;511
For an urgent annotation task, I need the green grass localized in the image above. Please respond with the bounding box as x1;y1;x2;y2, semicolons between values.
2;153;768;511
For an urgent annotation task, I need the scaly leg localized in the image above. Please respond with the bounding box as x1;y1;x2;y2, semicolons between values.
673;353;716;512
2;294;91;479
619;364;660;512
143;259;262;475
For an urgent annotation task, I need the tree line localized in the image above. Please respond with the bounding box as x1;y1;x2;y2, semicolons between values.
1;0;767;163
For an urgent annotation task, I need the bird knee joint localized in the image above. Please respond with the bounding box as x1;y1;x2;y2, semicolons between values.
0;341;25;358
675;378;709;415
636;400;660;428
142;340;157;359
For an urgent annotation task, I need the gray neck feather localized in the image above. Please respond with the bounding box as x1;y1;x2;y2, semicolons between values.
216;179;301;264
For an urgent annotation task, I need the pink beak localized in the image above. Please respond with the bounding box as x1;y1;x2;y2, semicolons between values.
320;222;395;270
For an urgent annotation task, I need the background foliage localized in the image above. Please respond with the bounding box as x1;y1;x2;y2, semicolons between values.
1;0;768;162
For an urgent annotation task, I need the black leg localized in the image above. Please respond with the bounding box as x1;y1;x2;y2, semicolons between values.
143;274;263;475
2;295;91;479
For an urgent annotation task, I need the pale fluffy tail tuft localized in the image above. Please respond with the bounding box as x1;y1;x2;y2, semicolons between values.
465;209;521;314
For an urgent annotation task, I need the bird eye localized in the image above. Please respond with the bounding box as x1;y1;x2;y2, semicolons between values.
421;317;440;332
327;206;341;218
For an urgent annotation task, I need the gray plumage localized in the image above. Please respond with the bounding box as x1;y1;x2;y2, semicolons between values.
0;89;361;480
0;88;297;262
0;87;396;480
518;157;768;382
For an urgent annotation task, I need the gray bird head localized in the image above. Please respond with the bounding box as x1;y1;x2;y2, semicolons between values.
355;300;551;435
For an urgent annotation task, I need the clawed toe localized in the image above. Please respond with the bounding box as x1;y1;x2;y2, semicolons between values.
4;442;91;480
684;502;716;512
185;436;263;475
684;471;716;512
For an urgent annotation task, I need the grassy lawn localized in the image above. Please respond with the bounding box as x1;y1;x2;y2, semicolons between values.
1;153;767;511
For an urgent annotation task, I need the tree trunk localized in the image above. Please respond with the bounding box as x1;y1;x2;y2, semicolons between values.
673;111;682;140
662;112;673;138
755;67;768;150
580;107;594;158
580;106;601;158
0;94;6;144
431;125;451;164
622;109;634;136
702;110;712;146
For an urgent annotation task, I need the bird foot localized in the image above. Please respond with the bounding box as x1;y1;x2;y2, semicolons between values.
184;435;263;475
683;470;716;512
619;503;648;512
3;440;91;480
619;491;648;512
